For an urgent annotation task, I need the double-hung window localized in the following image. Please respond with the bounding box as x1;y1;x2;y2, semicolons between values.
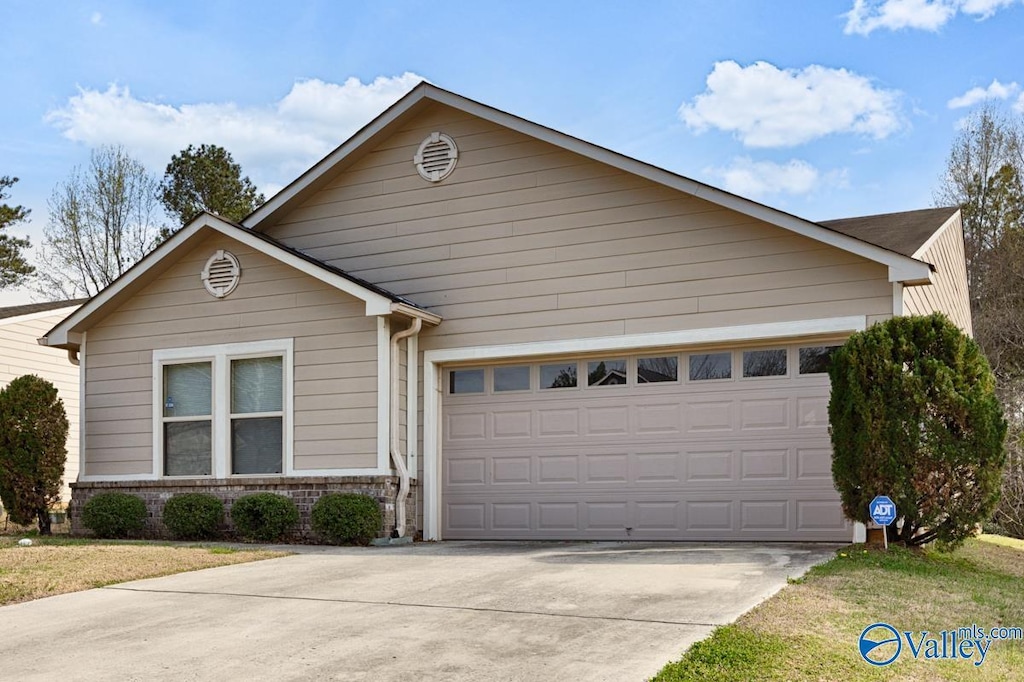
155;339;292;478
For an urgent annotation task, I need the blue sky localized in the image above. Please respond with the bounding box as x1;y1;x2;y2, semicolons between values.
2;0;1023;304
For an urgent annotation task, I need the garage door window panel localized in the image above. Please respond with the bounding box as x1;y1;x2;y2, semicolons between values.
799;346;841;375
540;363;578;389
689;352;732;381
637;356;679;383
449;368;485;394
494;365;531;392
587;359;627;387
742;349;788;378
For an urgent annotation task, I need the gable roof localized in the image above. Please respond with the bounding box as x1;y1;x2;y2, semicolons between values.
820;207;959;259
40;213;440;350
0;299;86;321
244;82;934;286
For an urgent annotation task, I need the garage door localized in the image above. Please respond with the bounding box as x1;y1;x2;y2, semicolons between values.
441;343;851;541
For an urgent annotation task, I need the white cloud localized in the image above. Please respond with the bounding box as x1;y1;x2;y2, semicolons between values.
844;0;1020;35
90;11;103;26
960;0;1018;18
1015;92;1024;114
46;73;425;191
704;157;848;198
679;61;902;148
947;79;1020;108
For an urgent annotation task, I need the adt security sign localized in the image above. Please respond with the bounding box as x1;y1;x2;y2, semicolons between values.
870;496;897;526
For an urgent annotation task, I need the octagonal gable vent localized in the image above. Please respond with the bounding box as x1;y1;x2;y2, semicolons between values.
414;132;459;182
201;250;241;298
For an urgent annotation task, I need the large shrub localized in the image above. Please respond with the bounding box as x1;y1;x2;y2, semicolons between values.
0;375;68;534
829;313;1007;547
82;492;147;538
162;493;224;540
230;493;298;542
311;493;383;545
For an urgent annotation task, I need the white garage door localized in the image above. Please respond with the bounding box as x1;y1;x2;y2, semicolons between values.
441;343;851;541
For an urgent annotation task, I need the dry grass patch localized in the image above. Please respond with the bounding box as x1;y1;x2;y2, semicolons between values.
0;537;286;605
652;538;1024;681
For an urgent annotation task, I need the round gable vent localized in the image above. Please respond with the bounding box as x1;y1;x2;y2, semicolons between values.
414;132;459;182
201;250;241;298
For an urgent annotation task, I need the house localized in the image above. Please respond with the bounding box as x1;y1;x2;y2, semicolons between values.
1;299;85;502
40;84;970;542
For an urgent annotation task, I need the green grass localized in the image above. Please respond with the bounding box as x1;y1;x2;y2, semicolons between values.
651;535;1024;681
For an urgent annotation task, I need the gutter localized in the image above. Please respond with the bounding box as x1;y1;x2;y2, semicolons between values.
389;317;422;537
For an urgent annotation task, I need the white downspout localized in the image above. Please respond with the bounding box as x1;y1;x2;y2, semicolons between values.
390;317;422;537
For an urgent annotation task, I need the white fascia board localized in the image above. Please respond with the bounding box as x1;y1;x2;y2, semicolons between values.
41;215;394;348
392;301;442;325
424;316;867;365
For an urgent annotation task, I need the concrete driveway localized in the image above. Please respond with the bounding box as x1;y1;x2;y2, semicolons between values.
0;542;835;681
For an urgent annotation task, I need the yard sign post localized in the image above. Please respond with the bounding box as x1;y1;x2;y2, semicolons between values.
869;495;897;550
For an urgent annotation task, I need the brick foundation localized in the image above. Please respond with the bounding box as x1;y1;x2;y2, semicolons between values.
69;476;418;542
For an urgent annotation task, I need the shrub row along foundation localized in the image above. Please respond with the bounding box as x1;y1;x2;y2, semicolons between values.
69;476;418;541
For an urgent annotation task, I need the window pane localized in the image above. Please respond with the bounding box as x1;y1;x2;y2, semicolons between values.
449;369;484;394
231;357;283;414
163;362;212;417
799;346;840;374
689;353;732;381
232;417;283;475
164;421;212;476
743;349;787;377
587;359;627;386
638;356;678;383
494;366;530;392
540;363;577;389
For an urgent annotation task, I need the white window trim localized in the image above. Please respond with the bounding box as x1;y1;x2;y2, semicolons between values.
152;338;294;479
422;315;867;541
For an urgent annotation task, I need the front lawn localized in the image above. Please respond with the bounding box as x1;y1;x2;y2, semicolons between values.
652;535;1024;681
0;535;287;606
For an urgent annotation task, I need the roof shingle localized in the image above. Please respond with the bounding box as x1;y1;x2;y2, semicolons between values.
819;207;959;258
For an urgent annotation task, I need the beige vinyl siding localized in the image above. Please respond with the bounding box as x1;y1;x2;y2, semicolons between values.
83;232;378;477
266;101;893;352
903;215;972;334
0;313;80;499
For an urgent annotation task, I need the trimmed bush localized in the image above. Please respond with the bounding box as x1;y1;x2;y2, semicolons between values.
82;492;147;538
0;375;69;535
230;493;298;542
829;313;1007;548
162;493;224;540
311;493;383;545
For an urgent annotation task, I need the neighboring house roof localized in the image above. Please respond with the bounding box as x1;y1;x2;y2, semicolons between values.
0;299;86;321
244;82;933;285
819;207;960;259
39;213;440;350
